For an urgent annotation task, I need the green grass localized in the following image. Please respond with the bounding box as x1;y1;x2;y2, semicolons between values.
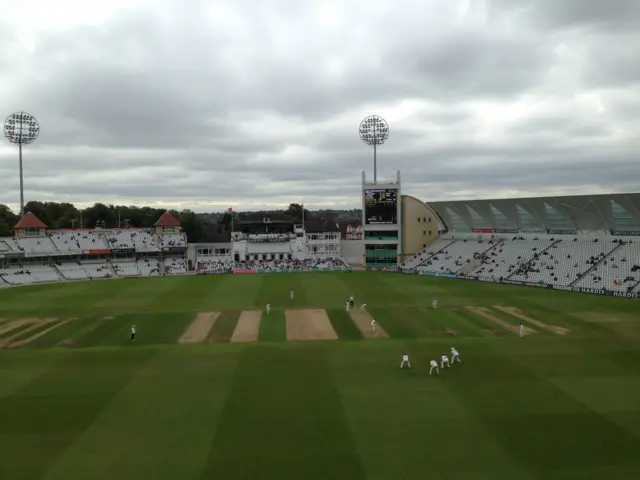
259;309;286;342
0;271;639;479
208;311;240;342
3;320;63;344
326;309;364;340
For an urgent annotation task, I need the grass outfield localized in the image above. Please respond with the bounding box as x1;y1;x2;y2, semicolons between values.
0;272;639;479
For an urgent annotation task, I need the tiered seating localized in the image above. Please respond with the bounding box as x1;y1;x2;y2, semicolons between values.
82;262;112;279
49;231;108;252
106;231;135;249
510;239;617;286
132;231;160;252
56;262;89;280
0;267;34;285
402;239;453;269
165;257;187;274
574;242;640;292
112;261;140;276
471;238;556;280
137;259;160;276
26;265;60;283
0;238;20;253
417;240;494;275
159;234;187;249
15;237;57;255
0;265;59;284
197;258;234;274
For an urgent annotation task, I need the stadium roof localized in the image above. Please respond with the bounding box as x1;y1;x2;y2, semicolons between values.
427;193;640;233
14;212;47;229
155;211;181;227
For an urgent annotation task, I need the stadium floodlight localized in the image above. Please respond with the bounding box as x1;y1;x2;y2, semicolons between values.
3;112;40;218
359;115;389;184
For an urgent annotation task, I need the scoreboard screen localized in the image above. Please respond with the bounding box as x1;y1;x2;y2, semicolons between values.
364;188;398;224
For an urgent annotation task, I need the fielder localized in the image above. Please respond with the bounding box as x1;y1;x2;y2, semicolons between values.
371;318;376;333
131;324;136;342
450;347;461;364
349;295;355;308
400;353;411;369
440;353;450;369
345;301;350;312
290;290;295;300
520;322;525;338
432;299;438;309
429;359;439;375
360;303;367;309
266;303;271;315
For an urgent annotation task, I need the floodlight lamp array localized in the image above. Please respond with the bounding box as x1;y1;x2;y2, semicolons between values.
359;115;389;147
4;112;40;145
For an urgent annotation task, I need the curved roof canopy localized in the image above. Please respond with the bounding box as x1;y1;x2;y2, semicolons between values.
427;193;640;232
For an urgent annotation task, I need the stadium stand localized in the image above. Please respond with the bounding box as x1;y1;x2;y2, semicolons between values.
401;238;453;269
417;239;496;275
574;241;640;292
471;237;557;280
165;256;188;274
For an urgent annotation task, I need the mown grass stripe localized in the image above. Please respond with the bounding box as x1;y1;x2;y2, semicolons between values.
208;311;240;342
7;320;62;344
367;307;417;339
258;309;286;342
201;346;366;479
0;322;36;340
326;309;363;341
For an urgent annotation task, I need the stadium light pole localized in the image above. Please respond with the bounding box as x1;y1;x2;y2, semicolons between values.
3;112;40;219
359;115;389;184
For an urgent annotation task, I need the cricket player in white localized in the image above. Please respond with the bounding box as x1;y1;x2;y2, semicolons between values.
400;353;411;369
429;360;439;375
432;299;438;309
345;301;350;312
290;290;294;300
360;303;367;309
371;319;376;333
131;325;136;342
349;295;355;308
266;303;271;315
440;353;450;369
450;347;461;364
520;323;525;338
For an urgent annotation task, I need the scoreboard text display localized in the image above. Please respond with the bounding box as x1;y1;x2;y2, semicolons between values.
364;188;398;225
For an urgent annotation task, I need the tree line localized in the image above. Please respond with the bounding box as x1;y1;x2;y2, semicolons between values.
0;201;362;243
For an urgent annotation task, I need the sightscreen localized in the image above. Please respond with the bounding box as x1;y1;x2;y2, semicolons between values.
364;188;398;224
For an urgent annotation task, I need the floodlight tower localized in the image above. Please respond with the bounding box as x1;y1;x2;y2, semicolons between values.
359;115;389;184
3;112;40;218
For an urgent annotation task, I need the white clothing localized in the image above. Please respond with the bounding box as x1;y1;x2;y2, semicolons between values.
441;355;450;368
429;360;439;375
400;354;411;368
131;326;136;334
266;304;271;314
360;304;367;309
371;319;376;332
432;300;438;309
520;325;525;338
451;348;461;363
345;301;350;312
290;290;294;299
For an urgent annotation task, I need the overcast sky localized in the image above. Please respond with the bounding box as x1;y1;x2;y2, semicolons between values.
1;0;639;212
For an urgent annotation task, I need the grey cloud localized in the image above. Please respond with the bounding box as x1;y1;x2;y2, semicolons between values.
1;0;640;212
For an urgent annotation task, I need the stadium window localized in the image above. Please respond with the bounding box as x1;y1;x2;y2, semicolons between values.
428;230;432;235
423;244;426;249
417;217;421;222
423;230;427;236
428;217;431;222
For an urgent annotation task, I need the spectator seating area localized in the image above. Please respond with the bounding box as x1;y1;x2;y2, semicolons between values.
417;239;495;275
165;257;188;274
509;239;617;286
402;239;453;269
197;258;234;274
0;229;187;255
0;265;60;285
574;241;640;293
471;237;557;280
55;261;112;280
